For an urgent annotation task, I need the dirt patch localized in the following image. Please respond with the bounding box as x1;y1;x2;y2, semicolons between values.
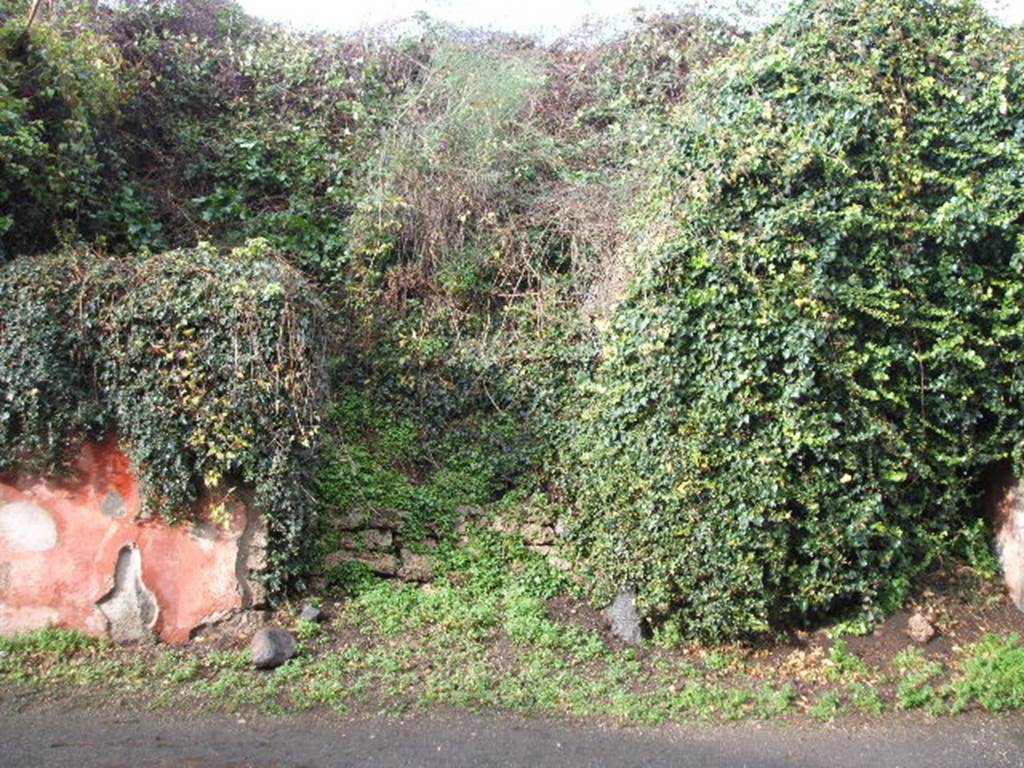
546;595;607;635
844;567;1024;668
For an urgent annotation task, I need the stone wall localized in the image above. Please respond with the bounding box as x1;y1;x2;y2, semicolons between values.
489;509;571;572
321;504;570;585
323;508;441;583
0;440;265;643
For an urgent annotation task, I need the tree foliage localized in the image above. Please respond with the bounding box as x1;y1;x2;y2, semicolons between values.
0;13;123;257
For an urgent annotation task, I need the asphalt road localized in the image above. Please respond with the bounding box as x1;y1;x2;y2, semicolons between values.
2;706;1024;768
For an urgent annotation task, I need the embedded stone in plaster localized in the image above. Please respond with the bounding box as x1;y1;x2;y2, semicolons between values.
190;520;220;552
191;521;219;541
238;512;269;609
365;528;393;551
0;501;58;551
101;490;127;518
96;545;158;643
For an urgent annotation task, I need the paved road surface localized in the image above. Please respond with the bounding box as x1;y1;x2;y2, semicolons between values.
2;705;1023;767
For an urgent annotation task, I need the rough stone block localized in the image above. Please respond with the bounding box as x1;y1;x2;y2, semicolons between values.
299;603;324;623
0;501;57;552
325;550;399;576
335;510;368;531
365;528;394;551
398;549;435;582
602;590;646;645
521;523;556;546
907;612;936;644
96;545;158;643
251;627;296;670
990;467;1024;612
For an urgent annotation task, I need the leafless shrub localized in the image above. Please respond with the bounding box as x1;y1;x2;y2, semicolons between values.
347;9;743;340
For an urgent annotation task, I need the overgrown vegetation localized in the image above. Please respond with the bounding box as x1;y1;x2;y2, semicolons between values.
1;0;1022;642
0;241;326;591
0;7;123;257
570;0;1024;640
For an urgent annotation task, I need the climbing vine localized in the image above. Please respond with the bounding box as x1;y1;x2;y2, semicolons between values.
570;0;1024;640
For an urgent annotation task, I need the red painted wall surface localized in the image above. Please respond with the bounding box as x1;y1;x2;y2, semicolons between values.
0;440;251;643
991;465;1024;612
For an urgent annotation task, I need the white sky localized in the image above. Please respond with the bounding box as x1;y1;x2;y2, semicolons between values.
237;0;1024;36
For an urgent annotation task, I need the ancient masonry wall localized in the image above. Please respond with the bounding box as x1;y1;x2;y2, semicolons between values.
14;444;1024;645
320;505;569;585
0;440;265;644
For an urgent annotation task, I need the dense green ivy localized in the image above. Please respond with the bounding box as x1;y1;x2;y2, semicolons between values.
571;0;1024;640
0;241;327;592
0;16;130;258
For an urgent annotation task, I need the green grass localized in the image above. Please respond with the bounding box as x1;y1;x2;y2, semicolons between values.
824;638;869;681
848;682;885;715
0;627;101;656
891;647;946;714
702;649;741;673
810;689;845;721
6;537;1024;724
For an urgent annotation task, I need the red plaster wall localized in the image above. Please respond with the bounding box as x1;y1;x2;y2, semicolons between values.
990;465;1024;612
0;440;250;643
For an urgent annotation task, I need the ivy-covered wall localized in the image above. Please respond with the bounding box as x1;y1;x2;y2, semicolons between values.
2;0;1023;639
569;0;1024;640
0;241;326;592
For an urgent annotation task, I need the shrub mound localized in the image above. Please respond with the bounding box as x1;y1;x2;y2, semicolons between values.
571;0;1024;640
0;240;326;591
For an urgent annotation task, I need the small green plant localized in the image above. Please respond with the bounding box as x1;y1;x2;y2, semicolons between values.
825;638;868;681
295;619;322;641
322;560;380;595
892;647;946;712
810;689;845;721
703;649;740;673
751;683;795;718
949;633;1024;712
955;519;1002;582
848;682;885;715
153;651;202;684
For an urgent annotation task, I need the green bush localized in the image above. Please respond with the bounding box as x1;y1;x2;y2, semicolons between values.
0;240;327;591
570;0;1024;640
0;17;128;257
